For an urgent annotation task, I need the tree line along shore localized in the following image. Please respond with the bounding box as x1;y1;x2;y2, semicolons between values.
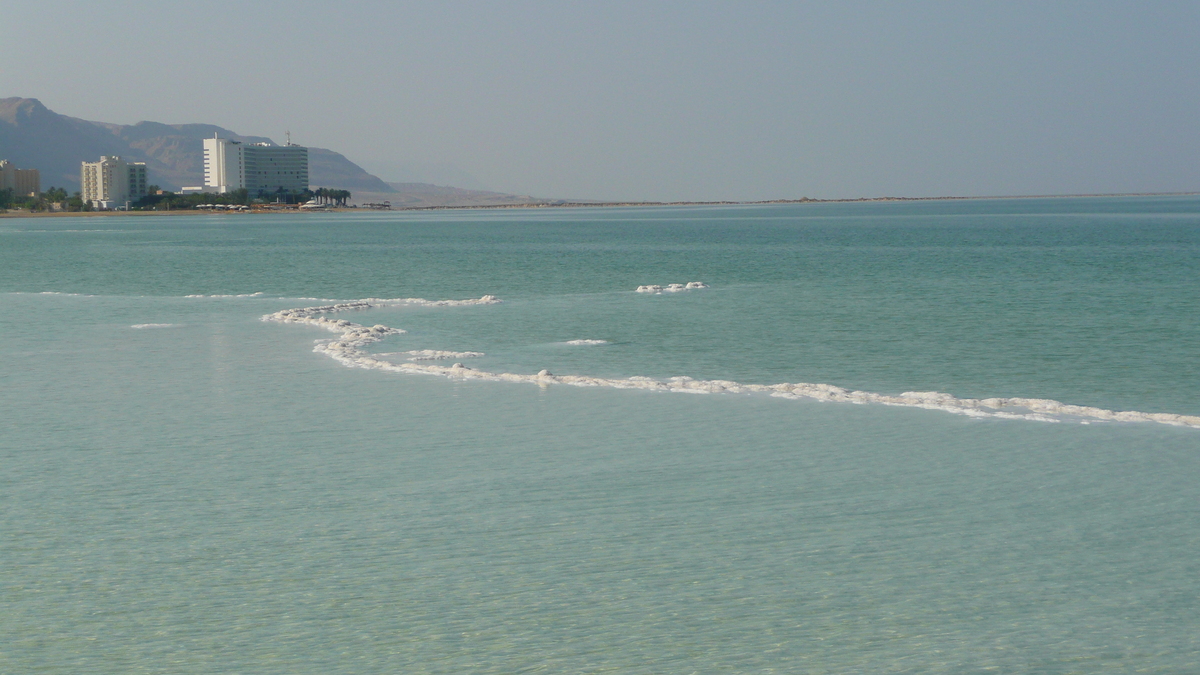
0;186;353;214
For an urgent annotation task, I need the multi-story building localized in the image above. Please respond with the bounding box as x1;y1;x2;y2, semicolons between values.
0;160;40;196
244;142;308;196
203;135;309;196
202;136;245;193
80;156;147;208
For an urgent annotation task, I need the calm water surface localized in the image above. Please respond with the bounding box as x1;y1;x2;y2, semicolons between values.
2;198;1198;672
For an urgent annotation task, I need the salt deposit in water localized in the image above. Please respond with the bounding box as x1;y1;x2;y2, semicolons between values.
263;296;1200;430
636;282;708;293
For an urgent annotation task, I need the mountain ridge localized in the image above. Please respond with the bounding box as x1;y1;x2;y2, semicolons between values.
0;97;394;193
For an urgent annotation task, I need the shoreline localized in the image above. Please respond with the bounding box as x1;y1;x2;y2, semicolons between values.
2;191;1196;218
394;191;1200;212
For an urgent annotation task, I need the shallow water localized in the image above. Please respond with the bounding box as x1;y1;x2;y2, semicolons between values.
2;198;1198;672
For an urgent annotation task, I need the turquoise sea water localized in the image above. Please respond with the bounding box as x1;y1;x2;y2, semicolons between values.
2;198;1198;672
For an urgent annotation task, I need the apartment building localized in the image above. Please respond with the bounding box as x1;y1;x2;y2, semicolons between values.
0;160;40;196
80;156;148;208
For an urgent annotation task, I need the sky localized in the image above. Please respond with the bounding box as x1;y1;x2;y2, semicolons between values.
4;1;1198;201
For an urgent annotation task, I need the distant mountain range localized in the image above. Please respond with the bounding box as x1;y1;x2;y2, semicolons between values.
0;97;558;207
0;97;388;194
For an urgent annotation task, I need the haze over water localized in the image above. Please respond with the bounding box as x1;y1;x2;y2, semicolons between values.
9;3;1199;200
3;197;1199;672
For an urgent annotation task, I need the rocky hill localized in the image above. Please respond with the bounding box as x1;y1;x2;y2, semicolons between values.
0;97;394;193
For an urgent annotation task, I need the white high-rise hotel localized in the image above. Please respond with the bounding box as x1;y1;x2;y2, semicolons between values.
80;156;147;208
203;135;309;195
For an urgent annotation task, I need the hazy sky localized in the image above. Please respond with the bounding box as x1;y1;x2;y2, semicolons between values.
4;1;1198;200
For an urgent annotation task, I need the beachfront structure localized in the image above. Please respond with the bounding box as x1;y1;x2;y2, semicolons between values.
203;135;309;196
80;156;147;209
202;136;245;193
0;160;40;196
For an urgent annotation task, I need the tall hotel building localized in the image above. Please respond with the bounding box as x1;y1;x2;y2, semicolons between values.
203;136;309;195
0;160;41;196
80;156;147;208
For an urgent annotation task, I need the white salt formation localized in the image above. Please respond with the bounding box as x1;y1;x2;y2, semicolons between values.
383;350;486;362
264;296;1200;429
636;282;708;293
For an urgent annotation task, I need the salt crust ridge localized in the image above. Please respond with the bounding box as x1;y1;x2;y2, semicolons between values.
263;297;1200;429
636;282;708;293
378;350;487;361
